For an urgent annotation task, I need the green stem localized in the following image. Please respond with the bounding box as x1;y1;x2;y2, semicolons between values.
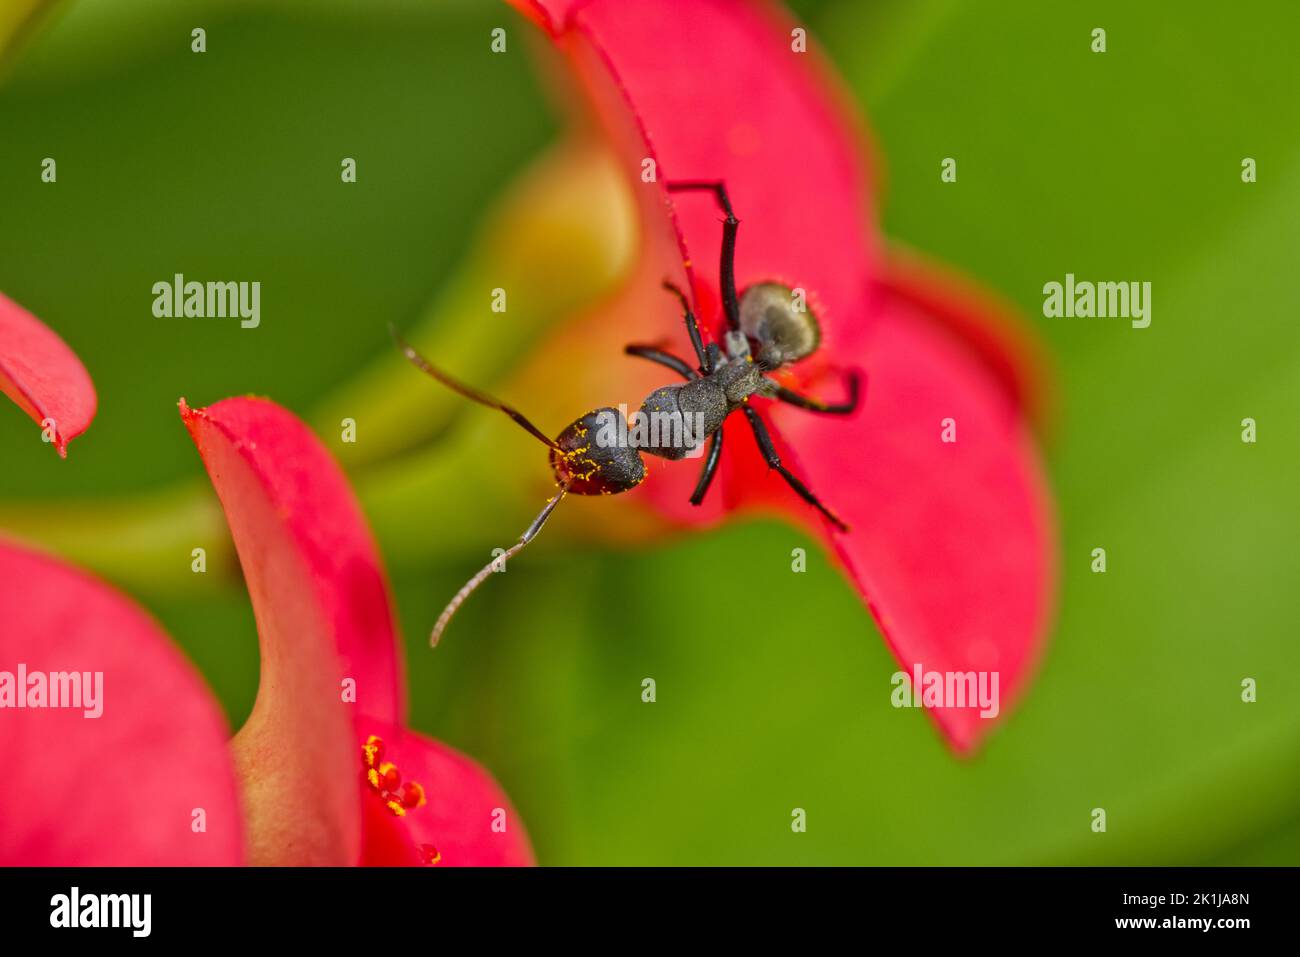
0;141;636;594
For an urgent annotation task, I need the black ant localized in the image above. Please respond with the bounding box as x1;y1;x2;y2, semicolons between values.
394;181;861;645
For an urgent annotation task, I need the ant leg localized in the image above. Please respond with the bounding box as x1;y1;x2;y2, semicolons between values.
741;405;849;532
689;428;724;506
665;181;740;333
770;370;862;415
624;344;698;381
661;280;710;372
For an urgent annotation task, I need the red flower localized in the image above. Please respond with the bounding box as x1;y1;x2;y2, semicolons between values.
180;396;533;866
492;0;1057;753
1;540;244;864
0;298;532;865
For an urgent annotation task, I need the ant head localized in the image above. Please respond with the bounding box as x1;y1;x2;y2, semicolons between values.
549;407;646;496
739;282;821;369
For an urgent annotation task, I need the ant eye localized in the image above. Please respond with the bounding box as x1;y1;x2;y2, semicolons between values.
738;282;820;367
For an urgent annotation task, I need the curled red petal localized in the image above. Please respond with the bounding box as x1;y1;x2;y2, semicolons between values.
503;0;880;529
359;723;535;867
731;292;1057;753
506;0;1056;755
0;291;97;457
505;0;574;34
881;247;1059;437
510;0;878;346
0;539;242;864
181;397;405;863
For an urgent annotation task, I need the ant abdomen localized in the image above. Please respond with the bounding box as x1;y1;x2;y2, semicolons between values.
740;282;821;369
548;407;646;495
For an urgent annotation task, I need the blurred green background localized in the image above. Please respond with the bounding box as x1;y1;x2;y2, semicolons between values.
1;0;1297;864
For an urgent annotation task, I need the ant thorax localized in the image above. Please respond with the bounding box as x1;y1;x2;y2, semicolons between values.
635;355;763;462
723;328;751;362
631;283;821;463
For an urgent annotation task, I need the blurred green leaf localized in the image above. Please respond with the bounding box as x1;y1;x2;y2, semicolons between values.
0;0;59;77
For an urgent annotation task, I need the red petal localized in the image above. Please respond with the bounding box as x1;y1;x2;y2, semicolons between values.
503;0;878;528
882;247;1058;436
0;539;242;864
0;291;97;457
504;0;574;35
359;723;535;867
732;292;1057;753
506;0;1055;754
511;0;878;343
181;397;405;863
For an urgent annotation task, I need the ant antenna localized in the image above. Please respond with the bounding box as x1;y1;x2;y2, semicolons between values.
389;323;561;452
430;485;568;646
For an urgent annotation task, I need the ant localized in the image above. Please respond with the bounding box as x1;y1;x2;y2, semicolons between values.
394;181;861;645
